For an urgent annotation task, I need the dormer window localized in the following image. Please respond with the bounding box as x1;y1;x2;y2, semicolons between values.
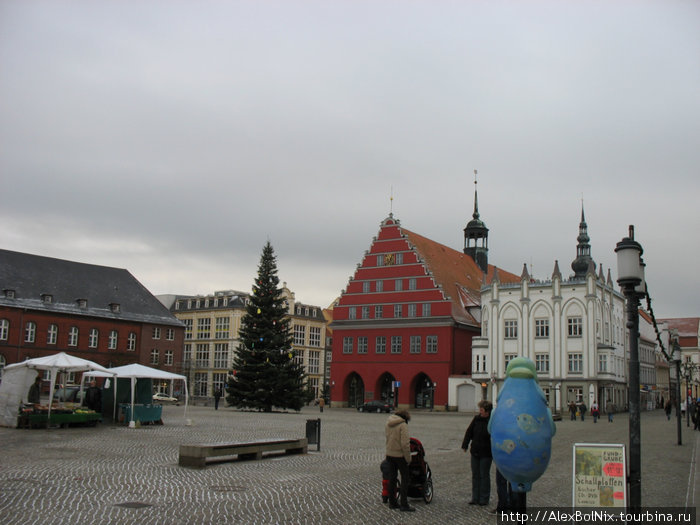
4;289;15;299
109;302;121;313
41;294;53;304
77;298;88;309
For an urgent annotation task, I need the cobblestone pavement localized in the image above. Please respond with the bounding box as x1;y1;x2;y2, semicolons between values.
0;406;697;525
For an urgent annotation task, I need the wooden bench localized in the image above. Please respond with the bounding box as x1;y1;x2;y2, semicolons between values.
179;438;308;468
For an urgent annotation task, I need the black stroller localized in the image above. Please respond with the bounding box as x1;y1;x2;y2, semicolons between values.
381;437;434;504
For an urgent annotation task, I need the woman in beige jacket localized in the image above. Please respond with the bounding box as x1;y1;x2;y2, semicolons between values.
385;409;415;512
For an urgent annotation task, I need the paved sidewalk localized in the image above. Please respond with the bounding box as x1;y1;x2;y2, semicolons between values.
0;406;697;524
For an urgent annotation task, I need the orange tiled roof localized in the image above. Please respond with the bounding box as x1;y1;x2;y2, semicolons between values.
403;228;520;325
659;317;700;347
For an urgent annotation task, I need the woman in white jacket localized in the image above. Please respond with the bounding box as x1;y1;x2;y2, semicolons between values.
385;409;415;512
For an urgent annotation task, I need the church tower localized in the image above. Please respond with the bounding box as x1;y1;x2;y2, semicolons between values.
463;170;489;274
571;204;596;278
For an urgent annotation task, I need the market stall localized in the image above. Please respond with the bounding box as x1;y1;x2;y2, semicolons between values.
87;363;188;428
0;352;116;428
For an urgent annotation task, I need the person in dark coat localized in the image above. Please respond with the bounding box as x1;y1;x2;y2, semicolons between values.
462;399;493;506
84;380;102;412
214;388;222;410
665;400;673;420
27;375;42;404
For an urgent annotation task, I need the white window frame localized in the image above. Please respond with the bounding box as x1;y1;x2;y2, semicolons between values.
426;335;438;354
568;317;583;337
504;320;518;339
357;337;368;354
47;324;57;345
409;335;421;354
375;336;386;354
88;328;99;348
68;326;79;347
535;319;549;338
108;330;118;350
25;322;36;343
309;326;321;347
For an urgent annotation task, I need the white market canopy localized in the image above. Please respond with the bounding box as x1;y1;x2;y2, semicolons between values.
87;363;189;427
0;352;116;427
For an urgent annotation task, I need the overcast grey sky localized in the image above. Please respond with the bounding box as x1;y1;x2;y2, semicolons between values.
1;1;698;318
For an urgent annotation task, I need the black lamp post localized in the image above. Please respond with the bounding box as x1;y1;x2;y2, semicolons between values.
672;337;682;446
686;372;691;427
615;225;645;511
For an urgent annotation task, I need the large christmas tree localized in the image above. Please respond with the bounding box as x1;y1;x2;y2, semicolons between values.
226;241;311;412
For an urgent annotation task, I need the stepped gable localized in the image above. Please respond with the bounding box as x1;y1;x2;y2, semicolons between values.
403;227;519;324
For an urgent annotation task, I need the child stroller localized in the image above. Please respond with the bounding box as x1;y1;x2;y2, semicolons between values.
381;437;434;504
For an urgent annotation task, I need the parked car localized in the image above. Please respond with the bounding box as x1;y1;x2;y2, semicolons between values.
53;386;84;403
357;400;392;413
153;392;178;404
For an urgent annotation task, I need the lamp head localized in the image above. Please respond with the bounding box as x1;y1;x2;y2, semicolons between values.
615;225;644;287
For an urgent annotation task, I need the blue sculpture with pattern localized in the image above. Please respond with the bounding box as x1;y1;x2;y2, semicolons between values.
488;357;556;492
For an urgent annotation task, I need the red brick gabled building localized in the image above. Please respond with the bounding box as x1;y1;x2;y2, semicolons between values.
330;214;518;411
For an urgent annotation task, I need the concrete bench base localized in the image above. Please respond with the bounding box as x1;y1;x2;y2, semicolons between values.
179;438;308;468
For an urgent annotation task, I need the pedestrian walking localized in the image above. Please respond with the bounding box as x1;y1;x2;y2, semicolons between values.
568;402;577;421
461;399;493;507
665;399;673;420
319;397;325;413
606;399;614;423
591;401;599;423
579;402;587;422
214;388;222;410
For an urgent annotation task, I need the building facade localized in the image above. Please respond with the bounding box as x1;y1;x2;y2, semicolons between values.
0;249;184;390
472;209;662;415
330;208;519;412
164;285;328;401
661;317;700;403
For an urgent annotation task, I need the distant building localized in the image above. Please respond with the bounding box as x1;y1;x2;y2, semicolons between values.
660;317;700;402
474;208;659;414
330;184;520;411
0;249;184;388
163;284;328;400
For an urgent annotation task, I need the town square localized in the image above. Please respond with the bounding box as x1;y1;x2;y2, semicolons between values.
0;405;697;524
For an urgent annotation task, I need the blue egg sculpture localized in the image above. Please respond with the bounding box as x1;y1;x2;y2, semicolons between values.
488;357;556;493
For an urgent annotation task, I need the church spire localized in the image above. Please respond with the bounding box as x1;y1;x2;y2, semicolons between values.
464;169;489;273
571;202;596;278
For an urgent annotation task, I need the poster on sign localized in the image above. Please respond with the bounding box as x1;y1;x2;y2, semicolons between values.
572;443;627;508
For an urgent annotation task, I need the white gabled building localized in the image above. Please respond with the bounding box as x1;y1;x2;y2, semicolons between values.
471;208;639;415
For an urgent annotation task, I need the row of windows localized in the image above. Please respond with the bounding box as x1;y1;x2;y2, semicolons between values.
183;344;322;375
151;327;176;340
293;325;322;347
349;303;431;320
474;352;585;374
360;277;419;293
376;252;404;266
150;349;175;366
0;319;138;350
500;317;584;340
342;335;438;355
184;316;323;342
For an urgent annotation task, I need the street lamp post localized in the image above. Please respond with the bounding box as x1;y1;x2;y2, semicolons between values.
686;374;691;427
672;338;682;446
615;225;645;511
